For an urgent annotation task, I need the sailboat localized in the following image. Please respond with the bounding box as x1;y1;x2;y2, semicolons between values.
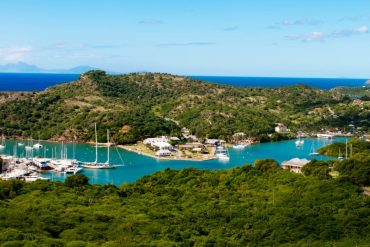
0;135;5;149
82;124;116;169
25;137;34;152
309;141;319;156
295;135;304;147
33;133;43;149
338;149;344;160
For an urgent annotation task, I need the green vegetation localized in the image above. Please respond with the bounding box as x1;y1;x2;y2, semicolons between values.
318;139;370;186
0;71;369;144
0;160;370;246
331;86;370;99
301;160;331;179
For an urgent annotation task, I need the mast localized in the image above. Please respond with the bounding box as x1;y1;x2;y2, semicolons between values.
94;123;98;164
106;129;110;165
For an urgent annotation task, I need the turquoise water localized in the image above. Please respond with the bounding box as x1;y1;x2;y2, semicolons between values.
1;138;347;185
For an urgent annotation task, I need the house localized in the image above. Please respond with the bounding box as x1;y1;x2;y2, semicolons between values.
143;137;169;146
152;141;173;151
156;150;172;157
275;123;289;133
281;158;310;173
205;139;225;146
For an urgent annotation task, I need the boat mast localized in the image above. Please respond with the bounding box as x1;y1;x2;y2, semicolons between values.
106;129;110;165
94;123;98;164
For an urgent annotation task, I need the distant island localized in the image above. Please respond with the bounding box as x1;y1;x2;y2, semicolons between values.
0;62;99;74
366;79;370;85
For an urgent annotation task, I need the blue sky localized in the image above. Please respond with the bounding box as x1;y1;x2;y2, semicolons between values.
0;0;369;77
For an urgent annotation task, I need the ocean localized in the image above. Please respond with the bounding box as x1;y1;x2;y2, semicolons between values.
0;73;367;91
0;73;79;91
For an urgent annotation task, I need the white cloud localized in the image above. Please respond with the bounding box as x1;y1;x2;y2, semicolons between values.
286;31;325;42
355;25;368;33
276;19;323;27
286;26;369;42
0;46;33;62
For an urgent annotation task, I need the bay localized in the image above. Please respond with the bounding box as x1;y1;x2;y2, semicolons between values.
1;137;347;185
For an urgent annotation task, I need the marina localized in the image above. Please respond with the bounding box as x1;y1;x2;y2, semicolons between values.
0;137;347;185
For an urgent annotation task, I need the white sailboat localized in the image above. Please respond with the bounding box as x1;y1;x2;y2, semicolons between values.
25;137;34;151
33;133;43;149
295;135;304;147
82;124;116;169
338;149;344;160
309;141;319;156
0;135;5;149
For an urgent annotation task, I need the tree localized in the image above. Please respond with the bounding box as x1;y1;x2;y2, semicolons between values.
254;159;279;172
65;174;89;188
302;160;330;179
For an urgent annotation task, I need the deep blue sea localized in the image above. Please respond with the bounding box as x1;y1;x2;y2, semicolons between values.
0;73;367;91
0;73;79;91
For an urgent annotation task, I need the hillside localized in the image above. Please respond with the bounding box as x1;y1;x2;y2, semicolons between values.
0;162;369;246
0;70;368;144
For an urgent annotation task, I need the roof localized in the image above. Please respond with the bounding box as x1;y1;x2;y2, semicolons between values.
152;142;173;148
281;158;310;167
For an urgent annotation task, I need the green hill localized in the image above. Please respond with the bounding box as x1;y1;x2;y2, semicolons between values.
0;163;369;246
0;70;368;144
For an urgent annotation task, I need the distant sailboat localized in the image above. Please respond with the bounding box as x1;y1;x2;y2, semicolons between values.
25;137;34;151
295;135;304;147
309;141;319;156
0;135;5;149
82;124;116;169
338;149;344;160
33;133;43;149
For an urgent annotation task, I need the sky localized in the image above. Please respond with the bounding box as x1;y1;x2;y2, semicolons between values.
0;0;369;78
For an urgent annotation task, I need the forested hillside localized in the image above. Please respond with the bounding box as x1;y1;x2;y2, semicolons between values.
0;70;368;144
0;161;369;246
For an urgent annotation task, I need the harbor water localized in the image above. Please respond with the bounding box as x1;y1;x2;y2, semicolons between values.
1;137;347;185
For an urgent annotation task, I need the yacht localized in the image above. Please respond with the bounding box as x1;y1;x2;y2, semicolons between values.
65;166;83;174
215;145;230;160
82;125;116;169
309;141;319;156
233;144;248;149
317;134;333;139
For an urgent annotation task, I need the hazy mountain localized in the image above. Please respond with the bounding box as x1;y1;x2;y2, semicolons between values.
0;62;98;74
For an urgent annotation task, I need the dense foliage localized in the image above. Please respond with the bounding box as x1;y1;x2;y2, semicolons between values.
0;71;368;144
0;162;369;246
318;139;370;185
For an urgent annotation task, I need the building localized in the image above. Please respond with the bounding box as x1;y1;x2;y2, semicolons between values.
204;139;226;146
281;158;310;173
143;137;169;146
275;123;289;133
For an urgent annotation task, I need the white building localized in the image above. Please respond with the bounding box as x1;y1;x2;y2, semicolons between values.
281;158;310;173
152;141;173;151
143;137;169;145
275;123;289;133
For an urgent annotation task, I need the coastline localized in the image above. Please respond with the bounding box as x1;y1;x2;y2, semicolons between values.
117;145;218;162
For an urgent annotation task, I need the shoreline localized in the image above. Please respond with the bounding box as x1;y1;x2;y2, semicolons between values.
117;145;218;162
